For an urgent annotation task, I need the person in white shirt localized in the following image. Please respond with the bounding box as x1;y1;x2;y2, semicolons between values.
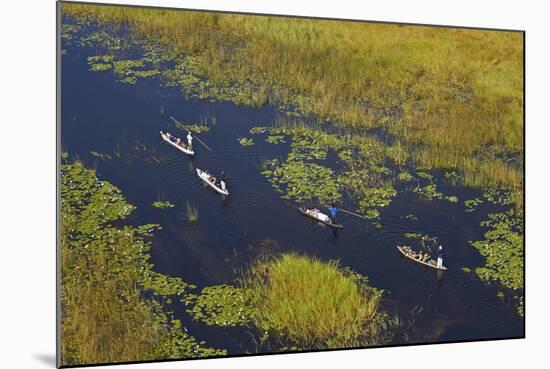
186;131;193;150
437;246;444;268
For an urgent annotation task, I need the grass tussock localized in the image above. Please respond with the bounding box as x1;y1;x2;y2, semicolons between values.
242;254;387;349
185;201;199;222
62;3;523;204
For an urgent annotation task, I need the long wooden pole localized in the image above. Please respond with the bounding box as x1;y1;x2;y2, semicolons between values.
193;135;214;153
323;204;368;220
170;116;214;152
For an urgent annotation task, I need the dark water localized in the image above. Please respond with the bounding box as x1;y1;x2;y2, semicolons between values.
60;24;523;354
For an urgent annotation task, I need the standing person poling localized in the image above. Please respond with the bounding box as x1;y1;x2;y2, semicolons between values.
328;203;338;224
186;131;193;150
437;246;444;269
219;171;227;192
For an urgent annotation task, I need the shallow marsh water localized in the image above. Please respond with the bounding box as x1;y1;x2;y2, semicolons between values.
61;17;523;354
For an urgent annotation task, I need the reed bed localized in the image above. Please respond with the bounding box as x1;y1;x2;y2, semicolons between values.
62;3;523;204
242;254;386;348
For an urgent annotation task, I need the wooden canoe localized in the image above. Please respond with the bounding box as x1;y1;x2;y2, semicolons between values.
160;131;194;156
196;168;229;196
397;246;447;271
299;207;343;229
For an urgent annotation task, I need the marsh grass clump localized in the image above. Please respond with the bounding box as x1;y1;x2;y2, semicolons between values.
242;254;389;349
185;201;199;222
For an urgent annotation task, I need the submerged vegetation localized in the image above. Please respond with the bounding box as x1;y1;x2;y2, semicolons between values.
60;159;224;365
185;201;200;222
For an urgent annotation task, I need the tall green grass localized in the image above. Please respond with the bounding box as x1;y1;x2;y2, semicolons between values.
61;246;167;364
62;3;523;205
242;254;387;348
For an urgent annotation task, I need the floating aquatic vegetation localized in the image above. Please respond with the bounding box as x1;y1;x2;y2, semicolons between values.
470;209;523;313
404;214;418;221
172;116;214;133
483;188;514;206
398;171;414;181
152;200;174;209
403;232;439;249
238;137;254;146
416;171;434;181
411;171;458;203
263;160;341;204
89;62;112;72
177;124;210;134
113;59;145;84
87;55;113;63
250;126;269;134
461;267;472;273
414;183;443;200
185;285;254;327
254;124;398;224
464;198;484;212
134;69;159;78
87;55;114;72
444;195;459;203
516;296;524;316
266;135;285;144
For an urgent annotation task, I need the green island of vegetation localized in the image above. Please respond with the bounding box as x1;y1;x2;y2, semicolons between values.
242;254;392;349
187;254;393;349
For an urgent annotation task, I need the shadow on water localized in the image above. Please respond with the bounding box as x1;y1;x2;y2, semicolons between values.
61;19;523;354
